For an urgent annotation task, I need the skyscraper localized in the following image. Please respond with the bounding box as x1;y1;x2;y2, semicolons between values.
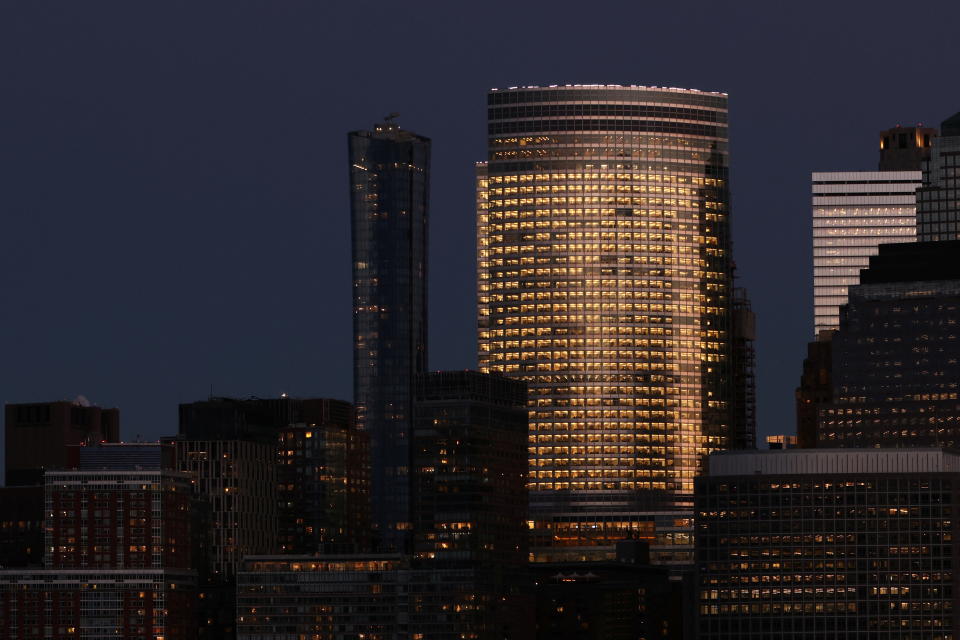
477;85;734;563
349;118;429;552
917;111;960;241
811;170;920;335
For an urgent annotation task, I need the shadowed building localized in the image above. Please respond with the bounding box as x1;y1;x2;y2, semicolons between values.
477;85;735;564
277;399;369;555
534;540;687;640
350;119;429;553
817;241;960;448
4;400;119;486
411;371;532;638
794;330;833;448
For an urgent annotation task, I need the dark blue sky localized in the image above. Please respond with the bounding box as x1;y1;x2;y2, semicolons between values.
2;1;958;463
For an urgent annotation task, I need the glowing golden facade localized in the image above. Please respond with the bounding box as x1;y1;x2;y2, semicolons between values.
476;85;734;562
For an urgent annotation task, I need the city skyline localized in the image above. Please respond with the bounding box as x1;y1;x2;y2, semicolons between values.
2;2;959;477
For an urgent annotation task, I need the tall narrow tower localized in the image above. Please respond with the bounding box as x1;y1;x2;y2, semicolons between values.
349;119;429;552
477;85;734;564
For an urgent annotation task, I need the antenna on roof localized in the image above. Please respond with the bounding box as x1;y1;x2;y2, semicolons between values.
384;112;400;123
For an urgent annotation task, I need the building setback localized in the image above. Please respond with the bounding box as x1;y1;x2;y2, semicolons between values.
349;119;430;553
477;84;735;564
696;448;960;639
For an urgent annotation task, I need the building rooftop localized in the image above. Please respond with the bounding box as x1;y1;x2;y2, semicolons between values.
489;84;726;96
706;448;960;477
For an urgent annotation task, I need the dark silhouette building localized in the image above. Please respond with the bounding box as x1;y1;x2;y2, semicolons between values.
817;241;960;448
917;112;960;241
277;398;369;554
349;118;430;553
878;124;936;171
795;330;833;448
534;540;687;640
696;448;960;639
237;372;531;639
411;371;532;638
4;399;119;486
0;486;43;568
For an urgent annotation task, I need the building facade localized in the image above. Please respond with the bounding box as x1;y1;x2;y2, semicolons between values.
237;554;410;639
811;171;921;335
817;240;960;449
0;443;198;640
411;371;532;638
917;112;960;242
477;84;734;563
696;448;960;639
4;400;120;486
349;119;430;553
277;398;370;554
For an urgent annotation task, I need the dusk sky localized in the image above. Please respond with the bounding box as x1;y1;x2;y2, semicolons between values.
2;1;958;470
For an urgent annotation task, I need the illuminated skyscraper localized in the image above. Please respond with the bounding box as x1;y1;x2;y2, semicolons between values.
810;124;934;335
477;85;734;563
349;119;429;552
811;172;921;335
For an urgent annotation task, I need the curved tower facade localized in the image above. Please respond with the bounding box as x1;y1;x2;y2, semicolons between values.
477;85;733;563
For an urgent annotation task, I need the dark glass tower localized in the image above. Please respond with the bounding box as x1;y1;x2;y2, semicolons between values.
349;119;429;552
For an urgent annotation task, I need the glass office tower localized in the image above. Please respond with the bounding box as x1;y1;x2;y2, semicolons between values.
349;119;429;552
811;171;920;335
477;85;734;563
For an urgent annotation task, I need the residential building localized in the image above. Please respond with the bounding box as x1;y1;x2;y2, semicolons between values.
817;240;960;448
277;398;369;554
4;399;119;486
696;448;960;639
477;84;734;563
917;112;960;241
0;442;198;639
350;118;430;553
